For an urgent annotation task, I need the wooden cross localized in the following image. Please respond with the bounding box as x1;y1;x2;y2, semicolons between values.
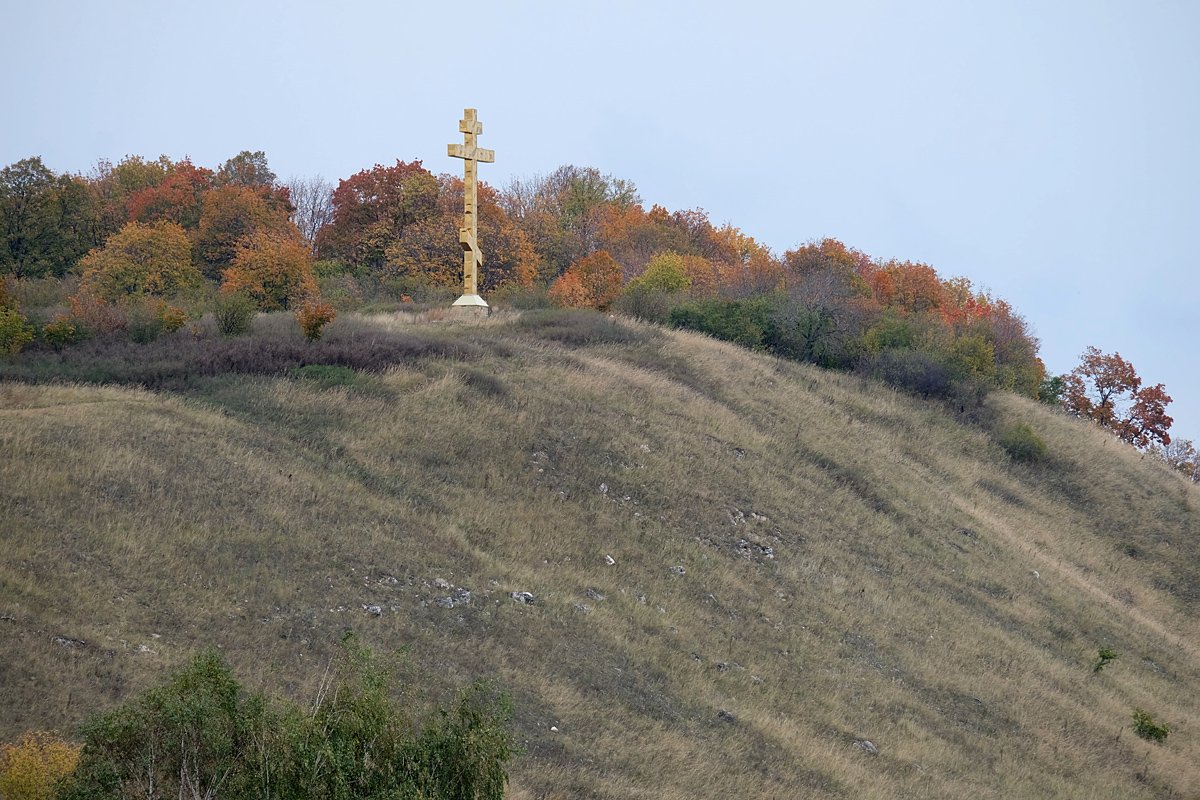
448;108;494;300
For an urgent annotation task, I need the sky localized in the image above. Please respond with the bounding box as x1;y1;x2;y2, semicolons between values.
2;0;1197;440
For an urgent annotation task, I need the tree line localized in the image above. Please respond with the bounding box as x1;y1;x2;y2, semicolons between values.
0;151;1191;478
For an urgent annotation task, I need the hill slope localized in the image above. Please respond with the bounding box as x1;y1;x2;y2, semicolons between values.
2;311;1199;799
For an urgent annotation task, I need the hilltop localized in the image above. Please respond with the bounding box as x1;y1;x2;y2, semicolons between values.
2;309;1198;799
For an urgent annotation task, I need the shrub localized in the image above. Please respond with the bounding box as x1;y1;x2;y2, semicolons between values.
0;306;35;355
41;316;82;350
1131;708;1170;743
59;640;515;800
0;731;82;800
998;423;1048;463
68;289;127;336
614;286;676;323
295;297;337;341
125;298;189;344
861;349;953;399
213;291;256;337
1092;647;1118;673
668;297;776;349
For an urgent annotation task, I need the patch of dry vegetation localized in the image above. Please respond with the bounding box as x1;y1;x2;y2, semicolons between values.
1;310;1198;799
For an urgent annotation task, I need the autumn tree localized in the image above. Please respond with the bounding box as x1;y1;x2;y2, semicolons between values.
549;250;623;309
125;159;214;229
502;165;640;280
627;251;692;295
216;150;276;188
317;160;440;270
195;184;295;277
1062;346;1173;448
0;731;81;800
221;230;317;310
381;176;536;291
76;220;200;301
1152;438;1199;482
87;155;173;239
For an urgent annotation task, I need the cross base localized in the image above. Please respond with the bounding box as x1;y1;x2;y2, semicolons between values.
450;294;490;317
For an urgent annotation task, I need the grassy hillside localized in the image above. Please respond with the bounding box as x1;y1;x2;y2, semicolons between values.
2;310;1198;799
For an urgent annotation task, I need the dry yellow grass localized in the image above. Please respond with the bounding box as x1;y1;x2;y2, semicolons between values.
1;310;1198;798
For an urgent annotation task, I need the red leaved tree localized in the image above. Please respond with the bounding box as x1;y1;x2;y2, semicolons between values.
1062;346;1173;449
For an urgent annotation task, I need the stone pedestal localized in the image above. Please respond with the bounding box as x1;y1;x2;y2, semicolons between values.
450;294;490;317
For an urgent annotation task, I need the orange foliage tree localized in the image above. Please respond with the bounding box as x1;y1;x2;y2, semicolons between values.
549;250;623;309
221;230;317;310
1062;346;1172;448
195;185;295;277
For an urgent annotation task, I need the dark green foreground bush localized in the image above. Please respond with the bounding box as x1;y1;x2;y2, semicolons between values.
59;637;514;800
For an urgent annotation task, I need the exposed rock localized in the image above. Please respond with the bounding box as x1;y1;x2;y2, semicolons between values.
854;739;879;755
511;591;535;605
717;709;737;723
604;555;616;566
53;635;85;649
433;577;451;590
361;604;383;616
669;565;686;576
599;483;609;494
573;603;592;614
585;588;606;601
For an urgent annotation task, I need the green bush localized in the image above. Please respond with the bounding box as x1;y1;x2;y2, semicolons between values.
613;286;676;323
213;292;256;337
1092;647;1118;673
0;307;35;355
1038;375;1066;405
668;297;776;349
41;317;83;350
1131;708;1170;743
60;638;516;800
998;423;1048;463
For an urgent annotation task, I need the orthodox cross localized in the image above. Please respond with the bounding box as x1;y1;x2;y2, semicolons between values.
448;108;494;306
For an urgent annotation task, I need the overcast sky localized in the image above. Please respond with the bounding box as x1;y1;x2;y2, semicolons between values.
3;0;1197;440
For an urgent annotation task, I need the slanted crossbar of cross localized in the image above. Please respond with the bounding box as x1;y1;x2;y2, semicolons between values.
447;108;494;296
